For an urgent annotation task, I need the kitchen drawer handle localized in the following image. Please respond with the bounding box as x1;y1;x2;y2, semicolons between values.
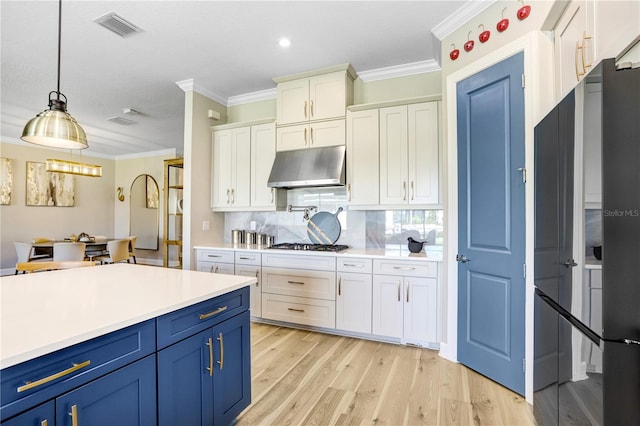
217;332;224;370
69;404;79;426
206;337;214;376
393;266;416;271
288;307;305;313
343;263;364;268
18;360;91;392
207;254;222;258
255;270;260;286
397;281;401;302
406;282;410;303
199;306;228;320
288;280;305;285
338;277;342;296
239;256;255;260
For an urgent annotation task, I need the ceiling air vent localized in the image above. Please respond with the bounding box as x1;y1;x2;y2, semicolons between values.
93;12;142;38
107;116;136;126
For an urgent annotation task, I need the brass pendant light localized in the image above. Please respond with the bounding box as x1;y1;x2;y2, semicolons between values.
21;0;88;150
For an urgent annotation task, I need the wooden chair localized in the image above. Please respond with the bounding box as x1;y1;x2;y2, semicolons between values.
95;239;130;264
128;236;137;264
53;242;86;261
16;261;96;274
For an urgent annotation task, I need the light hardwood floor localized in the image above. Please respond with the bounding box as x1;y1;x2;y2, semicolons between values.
237;322;536;426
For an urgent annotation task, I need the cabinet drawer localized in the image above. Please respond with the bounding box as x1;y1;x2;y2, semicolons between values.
261;253;336;271
156;286;249;349
1;320;155;421
235;251;261;266
197;249;235;263
337;257;372;273
372;259;438;278
262;293;336;328
262;267;336;300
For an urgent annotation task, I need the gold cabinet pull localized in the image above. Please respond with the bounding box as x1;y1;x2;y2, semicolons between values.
338;277;342;296
406;282;410;303
575;41;585;81
411;181;415;200
206;337;214;376
18;360;91;392
304;127;308;145
287;280;305;285
397;281;401;302
69;404;79;426
582;31;593;72
403;181;407;201
310;126;314;145
288;307;305;313
231;188;235;204
41;420;48;426
304;100;308;118
216;333;224;370
310;100;314;118
199;306;228;320
226;188;230;204
255;270;259;286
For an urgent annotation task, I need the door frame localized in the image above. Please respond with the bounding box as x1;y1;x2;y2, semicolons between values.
442;32;555;403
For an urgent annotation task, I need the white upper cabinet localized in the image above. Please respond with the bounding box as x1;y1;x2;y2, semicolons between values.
554;0;639;100
212;120;283;212
276;69;355;125
379;101;440;207
346;109;380;207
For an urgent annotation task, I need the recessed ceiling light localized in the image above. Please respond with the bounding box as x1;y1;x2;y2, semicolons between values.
278;38;291;48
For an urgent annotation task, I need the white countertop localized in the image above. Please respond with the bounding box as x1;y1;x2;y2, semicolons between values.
194;244;444;262
0;264;255;369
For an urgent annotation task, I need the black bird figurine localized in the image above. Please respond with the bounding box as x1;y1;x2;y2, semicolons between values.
407;237;425;253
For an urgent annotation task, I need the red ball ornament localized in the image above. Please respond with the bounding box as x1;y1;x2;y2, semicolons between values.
449;44;460;61
464;31;475;52
497;7;509;32
517;4;531;20
478;24;490;43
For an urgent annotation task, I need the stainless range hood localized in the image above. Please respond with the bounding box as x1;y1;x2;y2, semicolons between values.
267;145;345;189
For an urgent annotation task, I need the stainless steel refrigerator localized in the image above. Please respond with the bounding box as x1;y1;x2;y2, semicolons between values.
533;58;640;425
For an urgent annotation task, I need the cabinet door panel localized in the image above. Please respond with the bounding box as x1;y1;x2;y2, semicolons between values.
346;109;379;206
232;127;251;208
57;355;156;426
336;272;372;334
277;79;309;125
555;1;590;99
213;311;251;426
403;277;438;344
380;106;409;205
408;102;439;205
276;124;308;151
309;72;347;121
236;265;262;317
251;123;277;207
212;130;234;208
2;401;54;426
372;275;403;338
158;330;213;426
309;119;345;148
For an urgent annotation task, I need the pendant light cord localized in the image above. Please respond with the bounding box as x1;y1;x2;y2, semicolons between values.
56;0;62;101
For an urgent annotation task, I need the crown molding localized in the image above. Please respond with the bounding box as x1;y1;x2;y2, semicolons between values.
430;0;497;42
176;78;227;105
227;88;277;107
358;60;441;82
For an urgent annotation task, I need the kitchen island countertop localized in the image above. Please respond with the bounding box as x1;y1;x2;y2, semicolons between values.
0;264;255;369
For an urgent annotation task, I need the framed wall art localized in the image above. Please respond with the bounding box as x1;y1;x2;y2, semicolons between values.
26;161;75;206
0;157;12;205
146;175;159;209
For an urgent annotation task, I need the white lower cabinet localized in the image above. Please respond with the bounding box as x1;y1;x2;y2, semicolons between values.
372;259;439;347
336;258;372;334
196;249;235;274
235;251;262;318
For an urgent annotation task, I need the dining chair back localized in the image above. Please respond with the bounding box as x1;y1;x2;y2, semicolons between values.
84;235;108;260
16;261;96;274
128;236;137;264
53;242;86;261
97;239;130;264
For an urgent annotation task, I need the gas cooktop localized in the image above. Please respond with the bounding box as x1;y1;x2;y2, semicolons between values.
267;243;350;252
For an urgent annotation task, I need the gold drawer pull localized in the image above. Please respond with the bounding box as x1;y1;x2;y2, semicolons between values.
18;360;91;392
287;280;305;285
288;307;305;313
199;306;228;320
69;404;78;426
42;420;48;426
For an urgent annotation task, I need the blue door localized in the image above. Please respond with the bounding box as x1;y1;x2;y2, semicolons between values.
456;52;526;395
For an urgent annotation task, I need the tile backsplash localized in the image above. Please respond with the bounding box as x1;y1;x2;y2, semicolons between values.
224;187;443;249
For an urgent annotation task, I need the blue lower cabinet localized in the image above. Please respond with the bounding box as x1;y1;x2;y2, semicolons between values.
55;355;157;426
157;311;251;426
1;400;54;426
213;311;251;426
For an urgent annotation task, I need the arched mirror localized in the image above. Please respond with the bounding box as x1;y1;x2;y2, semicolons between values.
130;174;159;250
